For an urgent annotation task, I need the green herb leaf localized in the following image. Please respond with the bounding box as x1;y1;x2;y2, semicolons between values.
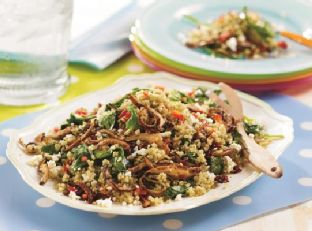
110;146;126;176
41;144;57;154
72;144;89;158
125;105;139;133
210;156;224;175
165;185;187;199
67;113;84;126
71;144;89;172
71;159;88;171
213;89;222;96
169;90;185;101
94;150;112;159
185;152;197;164
99;110;116;129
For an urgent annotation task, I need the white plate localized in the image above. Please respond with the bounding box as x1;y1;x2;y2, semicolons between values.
6;72;294;215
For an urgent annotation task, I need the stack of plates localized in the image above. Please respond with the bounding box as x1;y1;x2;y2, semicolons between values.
130;0;312;91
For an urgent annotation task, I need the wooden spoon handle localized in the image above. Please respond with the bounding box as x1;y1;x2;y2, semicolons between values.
237;123;283;178
280;31;312;49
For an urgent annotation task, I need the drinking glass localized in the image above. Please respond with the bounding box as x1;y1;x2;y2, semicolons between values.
0;0;73;105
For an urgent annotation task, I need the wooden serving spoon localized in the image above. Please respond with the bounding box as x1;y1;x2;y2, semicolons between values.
210;83;283;178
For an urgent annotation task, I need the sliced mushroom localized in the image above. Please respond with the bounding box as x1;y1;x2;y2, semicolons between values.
65;122;95;151
125;133;163;147
128;158;154;173
112;182;135;192
211;147;238;156
38;161;49;185
98;129;123;140
146;163;201;180
139;173;167;197
97;138;130;152
129;94;165;131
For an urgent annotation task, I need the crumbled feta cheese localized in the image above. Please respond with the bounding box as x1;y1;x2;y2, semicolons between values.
134;148;147;156
96;198;112;208
249;133;255;138
52;153;61;162
224;156;237;173
124;171;132;177
190;114;200;124
226;37;237;52
175;194;182;201
27;155;43;167
206;118;214;124
69;191;80;200
96;105;106;120
47;160;58;177
122;158;129;166
195;89;202;96
230;143;242;152
207;171;216;182
161;131;172;137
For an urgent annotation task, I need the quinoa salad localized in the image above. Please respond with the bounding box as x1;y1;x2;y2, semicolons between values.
19;86;282;208
184;7;288;59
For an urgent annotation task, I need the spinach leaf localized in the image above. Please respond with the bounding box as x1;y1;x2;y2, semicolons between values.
165;185;187;199
41;144;57;154
94;150;112;159
110;146;126;176
67;113;84;126
210;156;224;175
99;110;116;129
61;113;84;129
71;159;88;171
125;105;139;133
194;87;209;102
106;95;128;111
72;144;89;158
185;152;197;164
71;144;90;171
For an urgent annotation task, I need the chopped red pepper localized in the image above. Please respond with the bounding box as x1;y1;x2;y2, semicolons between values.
81;156;88;162
143;91;149;98
212;114;222;123
277;40;288;49
219;31;231;43
172;110;185;121
63;164;70;173
187;90;195;97
75;108;87;116
119;110;132;122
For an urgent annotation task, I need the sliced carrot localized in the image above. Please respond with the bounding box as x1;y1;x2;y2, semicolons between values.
172;110;185;121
